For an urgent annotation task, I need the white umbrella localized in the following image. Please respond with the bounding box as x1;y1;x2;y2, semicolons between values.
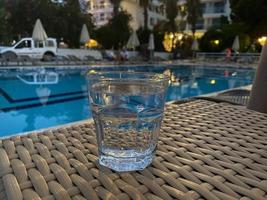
191;39;199;51
148;33;155;50
232;35;240;51
36;86;51;105
32;19;48;41
80;24;90;44
126;31;140;50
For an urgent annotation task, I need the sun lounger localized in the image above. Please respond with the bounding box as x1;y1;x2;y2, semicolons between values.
0;55;34;66
55;55;71;65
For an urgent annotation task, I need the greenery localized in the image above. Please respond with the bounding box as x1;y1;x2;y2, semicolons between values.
0;0;131;49
152;26;165;52
186;0;202;37
1;0;93;47
136;28;151;47
199;29;225;52
199;12;265;53
1;0;266;53
177;4;187;32
110;0;121;16
52;0;93;47
0;0;8;44
139;0;149;30
230;0;267;38
95;10;131;49
176;34;194;58
163;0;178;53
164;0;178;33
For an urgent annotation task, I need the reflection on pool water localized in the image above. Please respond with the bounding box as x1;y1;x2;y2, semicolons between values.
0;65;255;136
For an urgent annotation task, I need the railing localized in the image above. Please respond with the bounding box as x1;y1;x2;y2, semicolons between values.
204;7;225;14
196;52;261;64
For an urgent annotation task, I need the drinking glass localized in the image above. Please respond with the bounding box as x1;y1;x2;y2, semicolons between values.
87;71;169;171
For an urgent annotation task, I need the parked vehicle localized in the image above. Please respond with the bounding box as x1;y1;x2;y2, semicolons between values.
0;37;57;61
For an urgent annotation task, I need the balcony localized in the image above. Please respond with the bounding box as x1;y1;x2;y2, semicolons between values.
205;6;224;14
214;6;225;13
89;6;113;14
196;23;204;30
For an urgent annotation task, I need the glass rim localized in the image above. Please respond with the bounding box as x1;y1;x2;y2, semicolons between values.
87;71;170;82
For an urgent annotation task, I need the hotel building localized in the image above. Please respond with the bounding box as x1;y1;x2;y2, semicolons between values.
80;0;231;36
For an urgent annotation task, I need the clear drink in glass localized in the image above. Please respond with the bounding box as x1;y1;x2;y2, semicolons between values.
87;71;169;171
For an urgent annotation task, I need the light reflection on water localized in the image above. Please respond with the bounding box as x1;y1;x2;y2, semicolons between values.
0;65;255;136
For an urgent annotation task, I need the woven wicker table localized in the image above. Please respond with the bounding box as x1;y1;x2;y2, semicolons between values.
0;100;267;200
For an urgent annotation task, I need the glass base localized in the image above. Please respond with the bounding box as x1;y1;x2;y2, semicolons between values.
99;153;154;172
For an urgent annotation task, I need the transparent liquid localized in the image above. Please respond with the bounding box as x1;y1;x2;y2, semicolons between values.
90;81;166;171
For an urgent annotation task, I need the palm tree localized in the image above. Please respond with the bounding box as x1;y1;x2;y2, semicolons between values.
178;4;187;32
139;0;149;30
110;0;121;16
186;0;202;37
165;0;178;33
162;0;178;52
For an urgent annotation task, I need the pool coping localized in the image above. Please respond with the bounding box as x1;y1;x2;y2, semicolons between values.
0;118;94;140
0;60;258;70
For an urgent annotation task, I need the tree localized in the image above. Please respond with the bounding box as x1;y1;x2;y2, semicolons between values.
0;0;9;44
177;3;187;32
2;0;93;47
186;0;202;37
51;0;93;47
199;23;252;52
199;28;224;52
110;0;122;16
140;0;149;30
4;0;43;39
164;0;178;33
163;0;178;52
95;10;131;49
230;0;267;38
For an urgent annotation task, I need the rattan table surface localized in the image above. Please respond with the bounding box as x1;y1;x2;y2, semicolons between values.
0;100;267;200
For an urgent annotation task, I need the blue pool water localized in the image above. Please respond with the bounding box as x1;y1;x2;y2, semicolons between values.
0;65;255;136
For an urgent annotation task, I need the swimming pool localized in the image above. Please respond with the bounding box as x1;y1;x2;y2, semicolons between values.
0;65;255;136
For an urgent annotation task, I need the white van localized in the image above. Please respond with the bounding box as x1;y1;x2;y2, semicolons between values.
0;37;57;61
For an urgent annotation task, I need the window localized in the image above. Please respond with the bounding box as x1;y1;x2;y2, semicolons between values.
206;2;213;13
15;40;32;49
159;5;164;15
100;1;105;9
214;1;225;13
201;3;206;13
150;17;154;26
45;40;55;47
23;75;34;82
100;13;105;21
36;74;46;82
196;19;204;29
34;41;44;48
